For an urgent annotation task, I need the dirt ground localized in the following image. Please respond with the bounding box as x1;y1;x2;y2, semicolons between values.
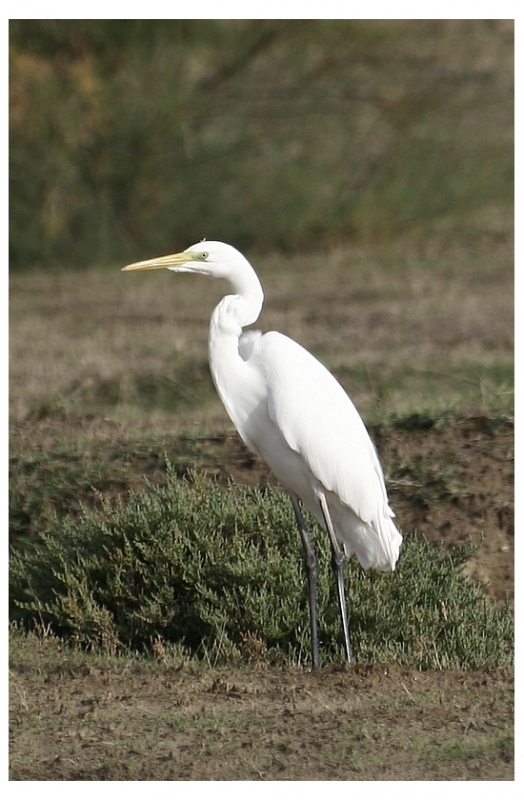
375;416;514;606
9;649;513;781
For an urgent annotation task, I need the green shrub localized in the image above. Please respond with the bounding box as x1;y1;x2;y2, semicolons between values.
10;467;513;669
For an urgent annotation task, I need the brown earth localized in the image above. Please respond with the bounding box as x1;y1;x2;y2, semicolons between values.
10;646;513;781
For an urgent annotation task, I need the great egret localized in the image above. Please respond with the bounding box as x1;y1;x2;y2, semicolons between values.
122;241;402;668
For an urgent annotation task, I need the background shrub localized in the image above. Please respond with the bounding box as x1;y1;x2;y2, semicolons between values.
10;20;513;268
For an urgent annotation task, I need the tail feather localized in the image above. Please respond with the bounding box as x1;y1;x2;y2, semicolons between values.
332;496;402;571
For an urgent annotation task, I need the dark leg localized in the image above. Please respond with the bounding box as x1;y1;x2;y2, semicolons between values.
290;493;320;669
317;490;354;664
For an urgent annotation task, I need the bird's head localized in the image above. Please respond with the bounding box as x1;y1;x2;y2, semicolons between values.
122;240;264;325
121;241;248;281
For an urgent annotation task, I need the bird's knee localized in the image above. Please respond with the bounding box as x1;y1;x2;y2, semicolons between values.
330;549;344;574
304;549;318;579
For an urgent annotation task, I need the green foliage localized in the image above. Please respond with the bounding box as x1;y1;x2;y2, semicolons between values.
10;468;513;669
9;20;513;268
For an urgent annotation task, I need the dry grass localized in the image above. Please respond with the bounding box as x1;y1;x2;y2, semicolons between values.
9;238;513;432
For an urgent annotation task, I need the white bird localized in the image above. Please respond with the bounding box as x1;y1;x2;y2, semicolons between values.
122;241;402;668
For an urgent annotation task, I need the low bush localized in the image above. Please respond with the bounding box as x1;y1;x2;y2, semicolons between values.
10;467;513;669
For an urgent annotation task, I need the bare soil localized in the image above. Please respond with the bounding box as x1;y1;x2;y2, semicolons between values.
10;648;513;781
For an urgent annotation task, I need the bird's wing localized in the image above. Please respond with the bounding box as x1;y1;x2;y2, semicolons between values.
250;331;394;527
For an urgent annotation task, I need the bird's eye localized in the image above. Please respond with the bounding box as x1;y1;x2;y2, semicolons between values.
201;252;208;260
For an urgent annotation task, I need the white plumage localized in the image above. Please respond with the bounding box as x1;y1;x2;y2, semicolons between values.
123;241;402;667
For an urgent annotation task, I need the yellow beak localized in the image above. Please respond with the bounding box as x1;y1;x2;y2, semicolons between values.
121;251;194;272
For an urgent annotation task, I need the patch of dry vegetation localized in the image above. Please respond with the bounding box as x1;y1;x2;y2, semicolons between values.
9;629;514;781
9;239;513;427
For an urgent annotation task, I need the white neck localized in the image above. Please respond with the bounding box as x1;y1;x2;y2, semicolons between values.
221;258;265;328
207;263;265;432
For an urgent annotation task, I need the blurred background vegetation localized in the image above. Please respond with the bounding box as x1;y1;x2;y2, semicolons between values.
9;19;513;269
